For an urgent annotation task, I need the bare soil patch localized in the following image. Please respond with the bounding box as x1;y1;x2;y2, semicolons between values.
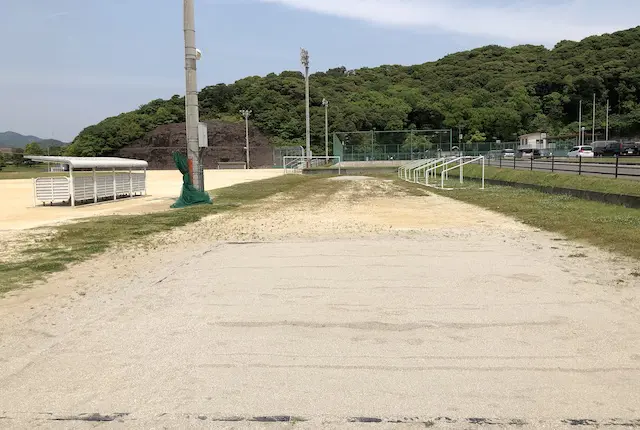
1;176;638;429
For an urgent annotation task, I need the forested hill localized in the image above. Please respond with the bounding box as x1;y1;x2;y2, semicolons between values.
66;26;640;156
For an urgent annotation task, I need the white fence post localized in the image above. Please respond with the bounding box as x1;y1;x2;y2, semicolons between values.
32;178;37;207
69;167;75;207
93;168;98;203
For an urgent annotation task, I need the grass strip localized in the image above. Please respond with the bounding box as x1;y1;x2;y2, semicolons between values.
554;157;640;164
460;165;640;197
427;183;640;261
0;174;312;294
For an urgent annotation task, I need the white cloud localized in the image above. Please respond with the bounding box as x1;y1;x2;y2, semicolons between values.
257;0;640;45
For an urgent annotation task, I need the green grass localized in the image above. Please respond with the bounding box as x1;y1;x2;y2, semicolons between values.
555;157;640;164
428;184;640;260
0;165;66;180
0;174;314;294
461;165;640;197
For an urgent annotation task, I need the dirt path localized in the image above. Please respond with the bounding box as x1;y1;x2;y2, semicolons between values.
1;177;639;429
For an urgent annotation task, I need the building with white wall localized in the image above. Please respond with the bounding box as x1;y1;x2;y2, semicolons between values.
519;132;549;149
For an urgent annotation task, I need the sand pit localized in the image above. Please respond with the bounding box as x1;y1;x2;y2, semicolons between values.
0;169;283;231
1;177;639;429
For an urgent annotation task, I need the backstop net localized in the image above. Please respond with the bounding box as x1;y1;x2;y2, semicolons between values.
273;145;305;168
333;130;454;162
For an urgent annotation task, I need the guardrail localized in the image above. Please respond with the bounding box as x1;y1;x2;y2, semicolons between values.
398;156;486;190
486;156;640;180
283;156;341;174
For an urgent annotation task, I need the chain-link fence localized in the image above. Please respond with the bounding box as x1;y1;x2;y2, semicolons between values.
462;140;590;157
273;146;305;168
333;130;454;162
331;132;599;161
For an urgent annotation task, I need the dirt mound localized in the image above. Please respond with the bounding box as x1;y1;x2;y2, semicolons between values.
118;120;274;169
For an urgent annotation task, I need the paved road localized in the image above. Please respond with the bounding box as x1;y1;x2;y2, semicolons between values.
487;158;640;180
2;233;639;428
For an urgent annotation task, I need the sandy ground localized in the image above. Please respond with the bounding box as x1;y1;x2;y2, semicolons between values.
0;169;283;232
1;177;639;429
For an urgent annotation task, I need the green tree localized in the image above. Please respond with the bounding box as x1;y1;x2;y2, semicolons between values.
24;142;44;155
48;146;63;156
64;26;640;154
0;153;6;170
468;130;487;143
9;149;25;166
402;133;433;151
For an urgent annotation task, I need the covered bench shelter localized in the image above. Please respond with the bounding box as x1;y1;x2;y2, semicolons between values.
26;156;148;207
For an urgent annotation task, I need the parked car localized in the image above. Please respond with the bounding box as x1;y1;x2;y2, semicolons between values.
501;149;515;158
597;142;622;156
597;141;640;156
518;148;542;159
539;149;553;158
567;146;595;158
620;142;640;156
592;140;618;156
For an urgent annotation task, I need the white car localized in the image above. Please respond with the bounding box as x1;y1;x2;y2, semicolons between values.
567;146;595;158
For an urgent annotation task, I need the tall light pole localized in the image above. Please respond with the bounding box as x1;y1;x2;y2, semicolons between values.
592;93;596;144
322;98;329;160
578;100;582;146
183;0;203;191
240;109;252;169
605;99;610;141
300;48;311;162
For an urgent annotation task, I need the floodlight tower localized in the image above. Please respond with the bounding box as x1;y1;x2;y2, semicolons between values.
301;48;311;162
184;0;204;190
322;98;329;160
578;100;583;146
240;109;252;168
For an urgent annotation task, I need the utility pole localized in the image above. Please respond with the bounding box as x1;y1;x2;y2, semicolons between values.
322;98;329;160
606;99;610;141
183;0;203;190
300;48;311;163
592;93;596;144
240;110;252;169
578;100;582;146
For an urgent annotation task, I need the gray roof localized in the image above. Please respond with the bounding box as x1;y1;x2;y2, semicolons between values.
25;156;148;169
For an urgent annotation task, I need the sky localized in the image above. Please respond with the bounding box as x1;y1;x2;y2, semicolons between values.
0;0;638;142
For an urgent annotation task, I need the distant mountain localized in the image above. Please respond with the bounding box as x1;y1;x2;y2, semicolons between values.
0;131;66;148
